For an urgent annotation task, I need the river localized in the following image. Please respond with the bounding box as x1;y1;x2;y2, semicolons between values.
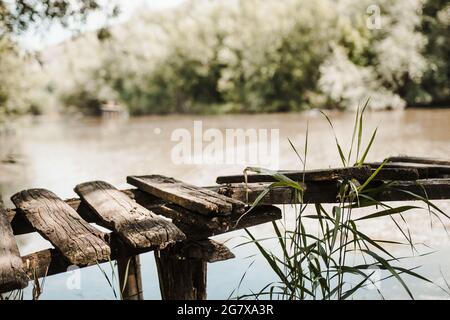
1;108;449;299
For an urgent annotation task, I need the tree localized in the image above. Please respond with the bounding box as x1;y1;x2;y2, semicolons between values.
0;0;120;115
0;0;119;37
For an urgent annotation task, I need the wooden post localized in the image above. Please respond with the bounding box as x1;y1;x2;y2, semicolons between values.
155;247;207;300
117;254;144;300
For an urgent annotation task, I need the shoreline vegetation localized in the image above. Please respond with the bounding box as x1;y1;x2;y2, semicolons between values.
0;0;449;117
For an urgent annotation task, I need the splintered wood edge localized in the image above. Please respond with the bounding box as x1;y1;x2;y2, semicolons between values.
74;180;186;249
127;175;245;216
10;189;111;265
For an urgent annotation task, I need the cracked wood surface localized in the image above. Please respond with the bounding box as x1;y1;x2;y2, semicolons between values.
11;189;111;265
366;162;450;179
217;179;450;204
0;199;28;293
216;166;421;184
128;175;246;216
74;181;185;249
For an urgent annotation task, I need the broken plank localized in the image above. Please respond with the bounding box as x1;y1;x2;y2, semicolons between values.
0;199;28;293
6;189;282;238
366;162;450;179
387;156;450;166
21;235;139;280
167;205;283;241
128;189;282;238
74;181;185;249
216;166;373;184
216;166;419;184
217;182;339;204
370;167;419;181
128;175;245;216
217;179;450;205
11;189;110;265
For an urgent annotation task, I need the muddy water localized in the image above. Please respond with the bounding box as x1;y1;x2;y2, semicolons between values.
1;109;449;299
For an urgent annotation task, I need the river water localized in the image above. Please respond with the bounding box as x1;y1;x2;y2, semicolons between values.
1;109;449;299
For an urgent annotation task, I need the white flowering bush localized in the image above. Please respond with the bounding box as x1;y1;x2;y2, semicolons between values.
4;0;446;115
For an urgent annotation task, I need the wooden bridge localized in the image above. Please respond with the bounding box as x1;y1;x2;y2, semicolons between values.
1;156;450;299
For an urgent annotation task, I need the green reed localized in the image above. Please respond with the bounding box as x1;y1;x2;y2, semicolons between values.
236;100;449;300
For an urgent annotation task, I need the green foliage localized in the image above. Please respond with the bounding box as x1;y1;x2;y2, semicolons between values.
80;0;447;115
1;0;449;116
0;37;49;116
61;87;103;116
235;106;449;300
417;0;450;105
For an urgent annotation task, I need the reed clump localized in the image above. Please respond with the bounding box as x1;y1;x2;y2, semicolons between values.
237;100;449;300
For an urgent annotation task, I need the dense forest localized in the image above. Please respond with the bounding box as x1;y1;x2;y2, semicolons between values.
0;0;449;116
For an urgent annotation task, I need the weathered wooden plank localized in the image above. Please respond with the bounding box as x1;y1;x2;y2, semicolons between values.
8;176;450;238
74;181;185;249
216;166;373;184
370;168;420;180
217;179;450;205
0;199;28;293
371;178;450;202
11;189;111;265
217;182;339;204
7;189;282;238
18;202;279;280
216;166;419;184
366;162;450;179
128;175;246;216
387;156;450;166
128;189;280;237
21;235;132;280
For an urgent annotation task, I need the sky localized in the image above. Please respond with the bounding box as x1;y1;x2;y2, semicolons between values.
18;0;187;51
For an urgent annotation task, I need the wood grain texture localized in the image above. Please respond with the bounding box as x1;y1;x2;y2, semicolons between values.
217;179;450;205
387;156;450;166
0;199;28;293
7;189;282;239
366;162;450;179
216;166;373;184
74;181;185;249
216;166;420;184
11;189;110;265
128;175;245;216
